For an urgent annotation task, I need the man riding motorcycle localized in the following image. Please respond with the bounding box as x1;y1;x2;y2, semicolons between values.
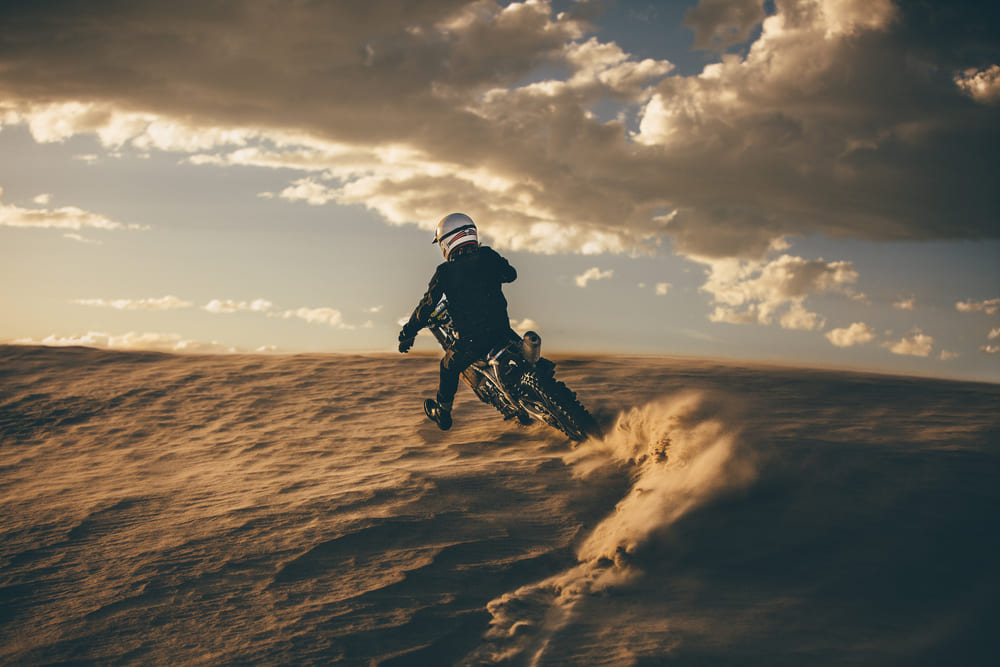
397;213;518;430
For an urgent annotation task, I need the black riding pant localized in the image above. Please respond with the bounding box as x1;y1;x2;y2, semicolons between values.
437;330;514;411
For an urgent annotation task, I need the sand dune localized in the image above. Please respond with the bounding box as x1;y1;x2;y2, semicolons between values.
1;345;998;665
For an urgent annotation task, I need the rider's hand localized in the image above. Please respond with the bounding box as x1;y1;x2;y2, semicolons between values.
398;330;415;353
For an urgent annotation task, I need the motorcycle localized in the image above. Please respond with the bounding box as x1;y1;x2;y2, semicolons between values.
426;297;601;442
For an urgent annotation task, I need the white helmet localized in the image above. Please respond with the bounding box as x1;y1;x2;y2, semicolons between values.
433;212;479;259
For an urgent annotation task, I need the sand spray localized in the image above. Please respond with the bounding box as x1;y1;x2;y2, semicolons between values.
472;392;758;665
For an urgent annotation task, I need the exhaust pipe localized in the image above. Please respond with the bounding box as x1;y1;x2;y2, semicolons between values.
522;331;541;364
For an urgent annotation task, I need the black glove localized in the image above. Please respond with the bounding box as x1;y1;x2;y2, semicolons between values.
398;328;416;353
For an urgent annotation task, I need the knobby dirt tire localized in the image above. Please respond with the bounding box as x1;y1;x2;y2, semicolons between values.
519;372;600;442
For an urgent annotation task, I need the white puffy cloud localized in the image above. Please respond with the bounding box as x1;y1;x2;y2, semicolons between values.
203;299;273;314
698;251;857;329
279;179;340;206
955;65;1000;104
655;282;671;296
779;302;825;332
0;187;146;231
825;322;876;348
75;296;193;310
574;267;615;288
708;305;757;325
70;295;361;332
13;331;238;353
503;35;675;102
892;297;915;311
956;298;1000;315
819;0;899;37
7;101;256;151
16;101;108;143
636;0;901;151
275;306;349;328
206;299;355;328
883;329;934;357
981;329;1000;355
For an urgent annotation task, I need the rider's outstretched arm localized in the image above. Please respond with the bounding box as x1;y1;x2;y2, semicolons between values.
398;269;445;351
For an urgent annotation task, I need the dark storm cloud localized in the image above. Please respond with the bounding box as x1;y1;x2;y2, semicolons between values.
633;0;1000;256
0;0;997;258
0;0;542;136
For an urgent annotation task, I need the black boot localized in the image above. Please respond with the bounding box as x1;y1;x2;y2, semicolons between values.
424;398;452;431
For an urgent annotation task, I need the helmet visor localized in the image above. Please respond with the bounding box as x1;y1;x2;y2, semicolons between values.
432;223;476;245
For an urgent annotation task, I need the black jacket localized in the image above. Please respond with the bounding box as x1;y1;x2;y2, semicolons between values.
402;246;516;340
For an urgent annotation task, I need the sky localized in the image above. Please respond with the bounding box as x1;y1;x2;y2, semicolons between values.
1;0;998;382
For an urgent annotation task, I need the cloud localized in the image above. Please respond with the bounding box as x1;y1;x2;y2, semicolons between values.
883;329;934;357
955;64;1000;104
982;329;1000;355
684;0;767;51
33;193;51;205
0;1;995;259
202;299;273;314
956;298;1000;315
70;294;365;332
201;298;351;327
893;296;915;311
655;282;671;296
0;187;146;231
634;0;998;257
939;350;959;361
75;296;193;310
279;179;340;206
275;306;350;328
12;331;238;353
63;233;103;245
196;298;361;329
778;302;825;332
826;322;876;348
574;267;614;288
698;250;857;330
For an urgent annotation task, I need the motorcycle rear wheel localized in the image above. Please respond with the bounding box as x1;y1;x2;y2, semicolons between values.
519;372;600;442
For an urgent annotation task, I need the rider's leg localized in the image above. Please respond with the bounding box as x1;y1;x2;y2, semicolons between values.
426;351;467;430
437;356;459;414
437;348;471;412
436;337;490;414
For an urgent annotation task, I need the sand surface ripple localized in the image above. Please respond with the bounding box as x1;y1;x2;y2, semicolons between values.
1;346;998;665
